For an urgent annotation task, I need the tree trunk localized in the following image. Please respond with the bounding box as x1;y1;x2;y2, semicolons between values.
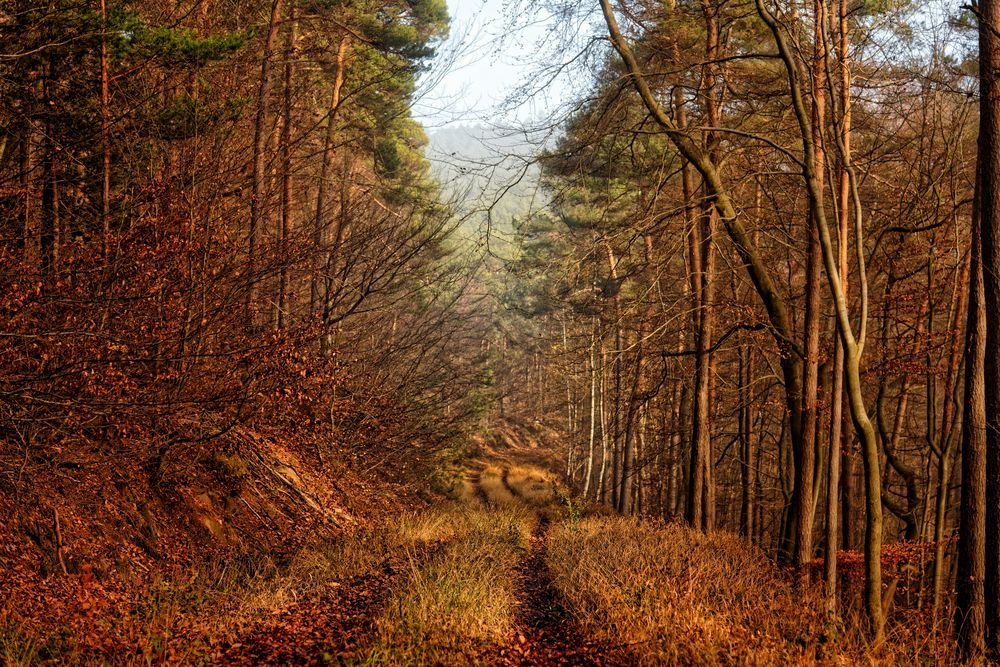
983;35;1000;667
753;0;885;640
277;0;297;329
312;36;350;323
247;0;285;329
584;320;597;497
603;0;805;538
100;0;111;257
789;0;828;577
826;0;850;596
604;241;624;511
598;337;610;504
739;344;756;538
933;246;970;616
957;154;986;663
21;104;40;268
979;0;1000;652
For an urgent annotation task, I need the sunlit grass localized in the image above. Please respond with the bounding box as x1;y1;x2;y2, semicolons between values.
504;464;563;507
359;506;535;665
545;516;952;665
478;465;518;507
546;517;836;666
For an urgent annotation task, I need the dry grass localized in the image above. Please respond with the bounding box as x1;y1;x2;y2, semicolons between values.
545;517;956;665
15;452;953;666
478;465;519;507
393;506;472;544
359;505;535;665
504;464;563;507
455;477;484;506
0;513;465;666
546;517;841;666
184;511;470;642
0;621;49;667
117;531;403;665
228;530;396;621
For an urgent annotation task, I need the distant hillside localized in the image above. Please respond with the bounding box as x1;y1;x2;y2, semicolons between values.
426;125;545;249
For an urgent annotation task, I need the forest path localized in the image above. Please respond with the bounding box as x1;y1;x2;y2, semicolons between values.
492;514;630;666
472;462;633;666
216;455;631;666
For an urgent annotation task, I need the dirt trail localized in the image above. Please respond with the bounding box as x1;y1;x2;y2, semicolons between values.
482;473;633;666
223;459;627;666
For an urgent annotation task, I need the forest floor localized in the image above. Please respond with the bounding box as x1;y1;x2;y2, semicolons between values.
215;454;633;666
2;426;942;665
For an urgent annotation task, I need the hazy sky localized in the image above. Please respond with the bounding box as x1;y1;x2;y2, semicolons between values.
415;0;575;130
414;0;523;129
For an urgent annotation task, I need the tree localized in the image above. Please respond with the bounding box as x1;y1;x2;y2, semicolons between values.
975;0;1000;656
957;154;986;663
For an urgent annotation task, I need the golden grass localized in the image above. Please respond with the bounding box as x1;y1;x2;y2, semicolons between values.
359;506;535;665
504;464;563;507
477;465;518;507
455;477;484;506
0;510;480;666
546;517;840;666
113;531;401;664
546;517;957;665
230;530;394;620
393;507;470;545
217;508;485;633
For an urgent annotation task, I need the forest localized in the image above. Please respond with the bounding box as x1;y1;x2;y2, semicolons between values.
2;0;1000;664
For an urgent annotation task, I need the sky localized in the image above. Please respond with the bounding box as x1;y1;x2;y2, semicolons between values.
414;0;528;129
414;0;578;131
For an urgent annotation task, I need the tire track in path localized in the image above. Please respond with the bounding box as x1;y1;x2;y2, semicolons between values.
493;515;633;666
465;465;491;506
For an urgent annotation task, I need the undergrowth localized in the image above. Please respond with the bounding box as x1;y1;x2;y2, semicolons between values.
4;457;955;666
478;465;518;507
545;516;950;666
359;506;534;665
0;517;449;665
504;464;564;508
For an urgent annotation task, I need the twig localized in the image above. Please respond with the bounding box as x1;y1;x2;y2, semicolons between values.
53;508;69;575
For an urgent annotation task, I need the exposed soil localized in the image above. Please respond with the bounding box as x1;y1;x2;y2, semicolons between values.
491;516;633;666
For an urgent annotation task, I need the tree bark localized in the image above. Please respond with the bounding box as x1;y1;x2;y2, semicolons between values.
584;319;597;497
739;344;756;539
979;0;1000;653
957;153;986;663
100;0;111;258
825;0;850;606
754;0;885;641
277;0;297;329
312;36;350;322
788;0;828;577
933;246;969;616
247;0;285;329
